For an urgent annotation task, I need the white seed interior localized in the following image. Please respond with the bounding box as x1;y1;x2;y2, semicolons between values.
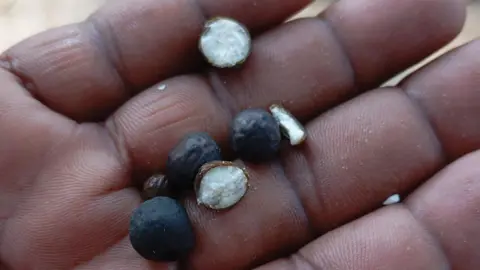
383;194;401;206
199;18;251;68
270;105;306;145
197;165;248;210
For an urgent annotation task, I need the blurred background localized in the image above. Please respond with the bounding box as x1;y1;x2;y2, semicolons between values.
0;0;479;83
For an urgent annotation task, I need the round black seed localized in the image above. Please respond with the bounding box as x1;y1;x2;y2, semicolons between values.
129;197;195;262
230;109;281;163
166;132;222;191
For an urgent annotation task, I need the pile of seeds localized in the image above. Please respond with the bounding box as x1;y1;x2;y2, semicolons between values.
129;17;307;263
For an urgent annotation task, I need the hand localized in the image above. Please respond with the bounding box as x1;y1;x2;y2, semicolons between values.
0;0;477;269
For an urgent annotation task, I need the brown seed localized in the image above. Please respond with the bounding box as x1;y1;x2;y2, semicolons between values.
142;174;171;200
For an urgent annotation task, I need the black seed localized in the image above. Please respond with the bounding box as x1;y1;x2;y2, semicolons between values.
166;132;222;191
129;197;195;262
230;109;281;163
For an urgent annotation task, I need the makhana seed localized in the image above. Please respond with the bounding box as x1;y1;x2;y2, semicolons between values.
166;132;222;191
199;17;252;68
129;197;195;262
195;161;249;210
230;108;282;163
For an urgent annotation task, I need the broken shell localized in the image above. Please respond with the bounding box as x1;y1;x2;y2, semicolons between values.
269;104;307;146
142;174;171;200
199;17;252;68
194;161;249;210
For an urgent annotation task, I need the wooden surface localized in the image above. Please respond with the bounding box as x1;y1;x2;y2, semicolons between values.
0;0;479;80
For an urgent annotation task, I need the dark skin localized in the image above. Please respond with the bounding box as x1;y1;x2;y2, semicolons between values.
0;0;478;269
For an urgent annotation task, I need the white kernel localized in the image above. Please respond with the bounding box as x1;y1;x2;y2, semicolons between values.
195;162;249;210
199;17;252;68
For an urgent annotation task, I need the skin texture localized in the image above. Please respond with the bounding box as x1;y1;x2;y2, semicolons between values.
0;0;478;269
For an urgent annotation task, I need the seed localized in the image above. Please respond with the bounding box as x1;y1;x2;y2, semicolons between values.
269;104;307;146
166;132;222;191
199;17;252;68
195;161;249;210
129;197;195;262
230;108;281;163
142;174;171;200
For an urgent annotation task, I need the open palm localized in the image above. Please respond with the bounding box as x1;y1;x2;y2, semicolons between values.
0;0;479;269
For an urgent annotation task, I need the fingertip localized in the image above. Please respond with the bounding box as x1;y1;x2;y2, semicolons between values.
321;0;468;89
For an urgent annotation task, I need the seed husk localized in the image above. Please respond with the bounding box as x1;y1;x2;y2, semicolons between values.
269;104;307;146
129;197;195;262
199;17;252;68
194;161;249;210
230;108;282;163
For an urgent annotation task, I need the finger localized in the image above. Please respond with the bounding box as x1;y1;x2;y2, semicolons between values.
259;149;480;270
257;39;480;270
109;39;480;269
6;37;479;270
107;76;231;173
0;68;76;230
2;0;465;123
0;0;311;121
76;238;177;270
110;0;466;173
401;39;480;160
216;0;465;119
406;150;480;269
182;87;448;269
107;84;446;269
262;148;480;269
263;147;480;270
321;0;466;89
0;125;144;269
255;206;449;270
